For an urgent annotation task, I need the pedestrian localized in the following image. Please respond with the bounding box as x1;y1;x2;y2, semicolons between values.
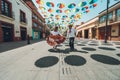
50;26;61;50
67;24;77;51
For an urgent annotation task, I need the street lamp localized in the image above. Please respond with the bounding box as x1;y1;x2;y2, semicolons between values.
104;0;109;43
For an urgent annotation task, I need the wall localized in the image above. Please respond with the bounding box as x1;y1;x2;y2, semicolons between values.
9;0;32;39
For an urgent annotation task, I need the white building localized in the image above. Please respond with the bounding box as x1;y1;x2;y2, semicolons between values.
0;0;32;42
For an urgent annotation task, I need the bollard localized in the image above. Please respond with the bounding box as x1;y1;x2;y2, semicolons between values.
27;35;30;44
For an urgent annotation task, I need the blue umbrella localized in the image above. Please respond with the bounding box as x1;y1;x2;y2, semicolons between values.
89;0;98;4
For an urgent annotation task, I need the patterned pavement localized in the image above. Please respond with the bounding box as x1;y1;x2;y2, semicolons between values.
0;39;120;80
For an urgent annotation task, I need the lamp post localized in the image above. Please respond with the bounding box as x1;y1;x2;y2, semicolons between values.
104;0;109;43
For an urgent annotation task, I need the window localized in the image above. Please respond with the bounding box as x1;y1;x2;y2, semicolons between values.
32;14;37;19
116;8;120;21
1;0;12;17
33;22;38;27
39;19;42;22
99;12;113;23
99;15;106;23
20;10;26;23
108;12;113;20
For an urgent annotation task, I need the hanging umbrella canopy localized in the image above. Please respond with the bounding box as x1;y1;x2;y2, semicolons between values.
78;1;87;7
50;14;54;16
88;0;98;4
93;3;97;7
41;11;47;15
62;15;68;18
81;7;86;11
48;8;54;13
55;15;60;18
73;8;80;13
39;6;46;11
64;9;71;14
46;2;54;7
36;0;44;5
75;13;81;19
70;15;75;19
86;9;90;13
57;3;65;9
56;9;62;13
85;6;89;9
68;3;76;9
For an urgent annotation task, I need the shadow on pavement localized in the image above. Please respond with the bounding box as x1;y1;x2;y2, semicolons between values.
64;55;86;66
82;47;96;51
35;56;59;68
117;54;120;57
98;47;116;51
91;54;120;65
0;39;45;53
48;48;88;54
116;47;120;49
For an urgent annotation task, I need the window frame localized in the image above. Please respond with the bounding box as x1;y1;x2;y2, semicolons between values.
0;0;12;17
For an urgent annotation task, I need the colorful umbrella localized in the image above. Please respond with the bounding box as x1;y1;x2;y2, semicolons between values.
62;15;68;18
36;0;44;5
55;15;61;20
56;9;62;13
81;7;86;11
50;14;54;16
46;2;54;7
86;9;90;13
48;8;54;13
64;9;71;14
73;8;80;13
70;15;75;19
93;3;97;7
89;0;98;4
68;3;76;9
57;3;65;9
78;1;87;7
39;6;46;11
75;13;81;19
41;11;47;15
85;6;89;9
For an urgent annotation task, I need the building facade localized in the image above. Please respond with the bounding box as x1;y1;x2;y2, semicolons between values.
0;0;32;42
77;2;120;41
77;17;98;39
98;2;120;41
25;0;45;40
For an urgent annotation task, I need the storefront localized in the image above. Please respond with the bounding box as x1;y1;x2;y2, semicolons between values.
0;21;14;42
32;29;41;40
98;26;111;40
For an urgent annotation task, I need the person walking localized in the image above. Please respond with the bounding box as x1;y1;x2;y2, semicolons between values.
67;24;77;51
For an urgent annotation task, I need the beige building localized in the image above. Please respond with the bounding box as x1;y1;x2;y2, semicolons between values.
77;17;98;39
98;2;120;41
0;0;32;42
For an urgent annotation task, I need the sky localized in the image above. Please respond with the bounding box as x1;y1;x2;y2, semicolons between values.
32;0;120;26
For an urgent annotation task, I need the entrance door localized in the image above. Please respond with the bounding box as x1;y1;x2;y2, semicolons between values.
20;27;26;40
84;29;89;38
2;27;13;42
